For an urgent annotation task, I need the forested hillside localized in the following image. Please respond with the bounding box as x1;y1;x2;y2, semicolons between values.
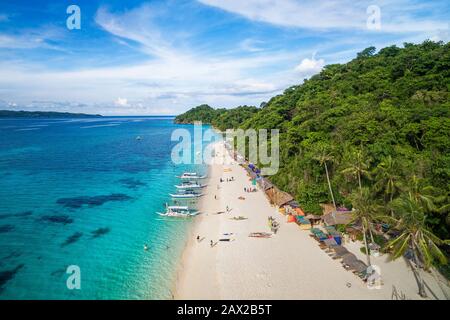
175;104;258;131
0;110;102;118
175;41;450;239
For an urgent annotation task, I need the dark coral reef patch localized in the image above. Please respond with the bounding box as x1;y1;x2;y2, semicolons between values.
56;193;132;209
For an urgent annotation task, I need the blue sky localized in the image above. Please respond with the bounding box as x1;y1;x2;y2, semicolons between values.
0;0;448;115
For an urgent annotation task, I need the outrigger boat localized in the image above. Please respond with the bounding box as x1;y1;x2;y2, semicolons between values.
175;181;207;189
177;172;207;180
157;206;200;217
170;190;204;199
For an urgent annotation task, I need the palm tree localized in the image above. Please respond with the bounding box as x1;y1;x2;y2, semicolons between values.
341;147;371;194
374;155;402;215
386;193;449;298
349;188;385;266
313;144;337;210
408;175;436;212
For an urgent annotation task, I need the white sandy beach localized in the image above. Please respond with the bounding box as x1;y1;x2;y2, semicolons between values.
174;142;449;300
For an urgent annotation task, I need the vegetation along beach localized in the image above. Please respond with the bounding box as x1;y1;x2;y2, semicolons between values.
0;0;449;303
174;42;450;299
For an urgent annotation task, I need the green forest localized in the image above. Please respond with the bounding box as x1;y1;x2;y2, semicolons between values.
0;110;102;118
175;41;450;257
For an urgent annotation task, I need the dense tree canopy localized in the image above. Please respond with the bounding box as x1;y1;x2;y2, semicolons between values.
174;104;222;124
175;41;450;239
0;110;102;118
175;104;258;131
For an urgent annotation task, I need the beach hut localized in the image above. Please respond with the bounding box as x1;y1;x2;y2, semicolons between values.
322;211;353;226
266;186;294;208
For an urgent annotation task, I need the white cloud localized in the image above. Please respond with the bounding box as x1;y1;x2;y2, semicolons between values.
295;55;325;78
114;97;128;107
0;26;65;50
95;5;178;59
240;39;266;52
197;0;449;33
0;5;304;114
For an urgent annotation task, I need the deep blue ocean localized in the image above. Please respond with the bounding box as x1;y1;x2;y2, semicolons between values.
0;117;205;299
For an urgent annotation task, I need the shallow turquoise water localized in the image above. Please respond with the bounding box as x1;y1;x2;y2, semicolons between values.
0;117;208;299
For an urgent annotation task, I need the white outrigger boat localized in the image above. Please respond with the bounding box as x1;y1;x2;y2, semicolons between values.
177;172;207;180
175;181;207;189
170;190;204;199
157;206;200;217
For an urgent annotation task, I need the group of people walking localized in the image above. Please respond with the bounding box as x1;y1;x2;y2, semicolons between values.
268;216;280;234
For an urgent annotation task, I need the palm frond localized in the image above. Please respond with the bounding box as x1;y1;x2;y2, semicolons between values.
428;241;448;265
417;236;433;268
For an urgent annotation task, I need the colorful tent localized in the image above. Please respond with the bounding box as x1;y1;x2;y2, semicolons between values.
287;215;296;223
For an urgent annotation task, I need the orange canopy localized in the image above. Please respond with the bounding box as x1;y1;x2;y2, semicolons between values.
287;215;296;223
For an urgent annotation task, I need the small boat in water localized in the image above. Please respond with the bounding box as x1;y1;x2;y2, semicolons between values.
136;136;142;140
170;188;204;198
175;182;207;189
157;206;200;217
177;172;207;180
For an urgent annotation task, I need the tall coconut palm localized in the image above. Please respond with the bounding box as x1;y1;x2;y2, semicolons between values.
349;188;385;266
408;175;436;212
374;155;402;215
341;147;371;194
386;193;449;298
313;143;337;210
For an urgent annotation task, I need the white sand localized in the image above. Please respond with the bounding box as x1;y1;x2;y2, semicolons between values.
174;142;450;300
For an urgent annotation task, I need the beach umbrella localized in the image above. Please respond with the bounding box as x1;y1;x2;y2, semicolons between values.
332;246;349;256
341;253;358;265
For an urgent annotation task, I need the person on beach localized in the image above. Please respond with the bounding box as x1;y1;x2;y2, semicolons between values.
210;240;213;247
214;195;217;200
244;187;247;192
197;235;200;242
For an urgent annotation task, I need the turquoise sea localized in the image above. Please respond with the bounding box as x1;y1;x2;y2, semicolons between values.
0;117;207;299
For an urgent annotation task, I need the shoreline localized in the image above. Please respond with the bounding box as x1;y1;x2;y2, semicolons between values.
174;145;222;299
173;141;449;300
